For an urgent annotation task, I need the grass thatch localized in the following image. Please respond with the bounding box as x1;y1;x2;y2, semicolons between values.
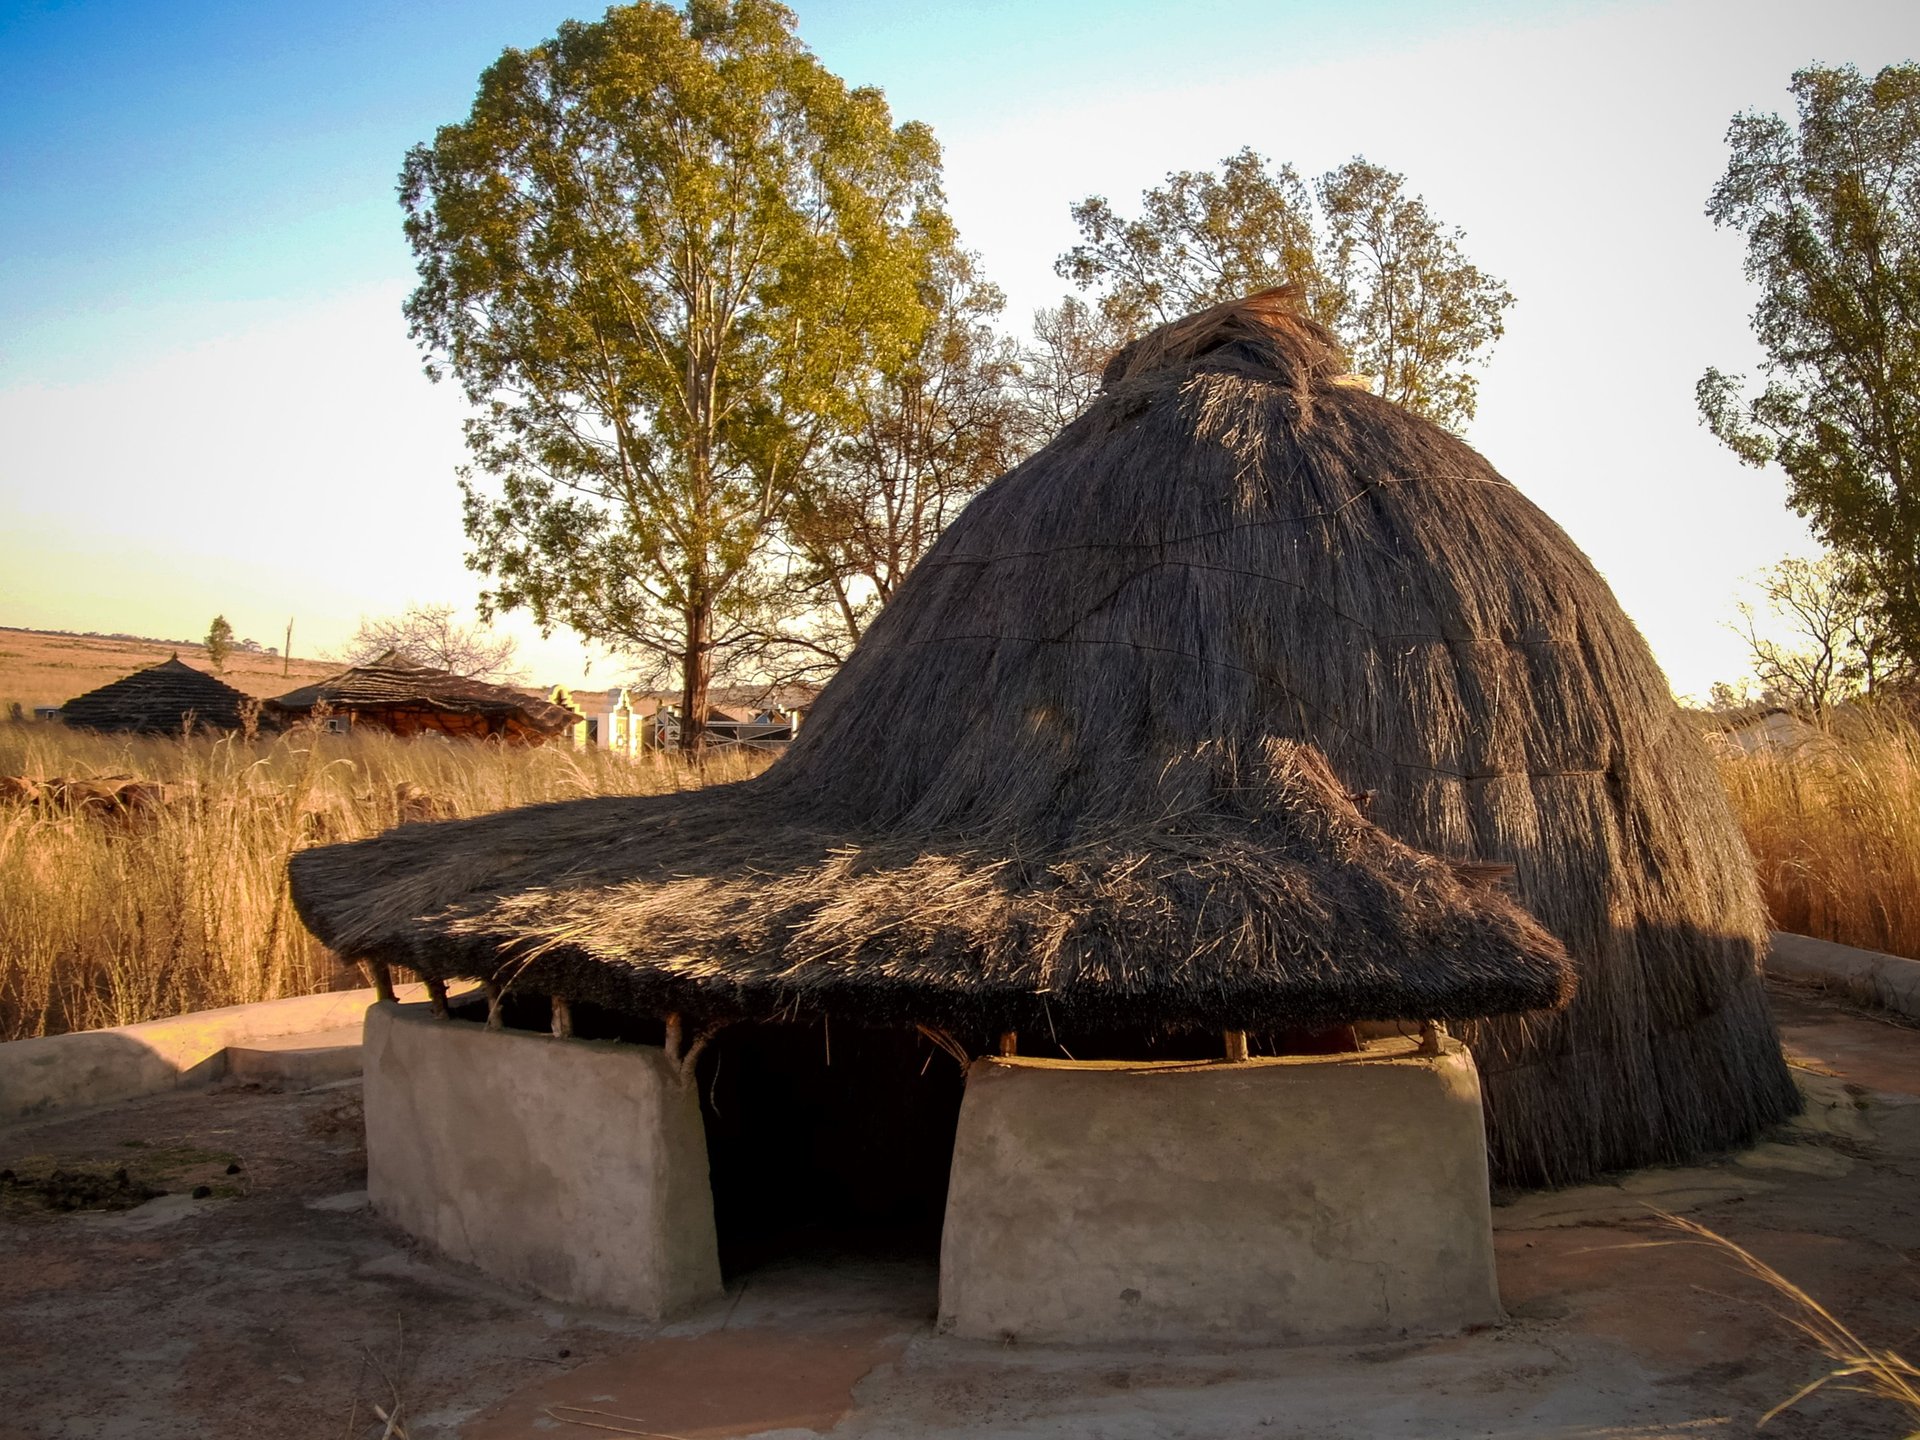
266;654;577;742
291;738;1573;1036
59;656;253;734
291;287;1796;1187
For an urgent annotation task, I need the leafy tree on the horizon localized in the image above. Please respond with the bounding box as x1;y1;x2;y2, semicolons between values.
401;0;945;749
204;615;233;672
1730;552;1896;722
1054;148;1515;431
1698;62;1920;671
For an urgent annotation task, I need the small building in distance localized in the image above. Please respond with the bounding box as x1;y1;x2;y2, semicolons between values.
574;686;813;756
1695;704;1820;755
59;656;254;735
266;653;578;745
582;686;664;757
538;686;591;748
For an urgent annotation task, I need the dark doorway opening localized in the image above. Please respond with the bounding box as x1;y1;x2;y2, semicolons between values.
694;1022;968;1279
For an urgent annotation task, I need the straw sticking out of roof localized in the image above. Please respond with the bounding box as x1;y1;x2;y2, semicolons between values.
292;738;1572;1036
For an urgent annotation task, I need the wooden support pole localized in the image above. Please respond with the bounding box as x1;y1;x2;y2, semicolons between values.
997;1031;1018;1057
1418;1020;1448;1056
551;994;573;1039
1224;1029;1250;1062
426;976;450;1019
484;980;504;1032
363;960;396;1005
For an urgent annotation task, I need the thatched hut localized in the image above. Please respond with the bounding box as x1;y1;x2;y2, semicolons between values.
59;656;252;734
288;286;1794;1337
265;653;575;743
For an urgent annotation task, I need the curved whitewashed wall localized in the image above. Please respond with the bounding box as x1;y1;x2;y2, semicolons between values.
938;1042;1501;1345
362;1002;722;1318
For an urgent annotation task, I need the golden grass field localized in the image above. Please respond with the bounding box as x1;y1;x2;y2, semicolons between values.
0;720;767;1040
0;626;340;712
0;632;1913;1039
1716;704;1920;967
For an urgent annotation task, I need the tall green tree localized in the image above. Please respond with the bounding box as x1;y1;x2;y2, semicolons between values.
401;0;943;748
204;615;233;673
761;246;1023;674
1054;148;1514;431
1698;62;1920;667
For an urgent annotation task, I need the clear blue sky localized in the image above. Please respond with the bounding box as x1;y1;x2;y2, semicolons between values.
0;0;1592;383
2;0;1915;693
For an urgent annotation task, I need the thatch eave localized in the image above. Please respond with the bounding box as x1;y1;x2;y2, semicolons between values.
288;746;1573;1035
266;659;575;736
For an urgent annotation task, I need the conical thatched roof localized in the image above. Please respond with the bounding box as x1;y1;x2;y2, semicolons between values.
60;656;252;734
267;654;575;740
293;287;1794;1187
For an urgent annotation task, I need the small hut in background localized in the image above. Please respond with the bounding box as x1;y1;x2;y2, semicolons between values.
266;653;576;744
59;656;253;734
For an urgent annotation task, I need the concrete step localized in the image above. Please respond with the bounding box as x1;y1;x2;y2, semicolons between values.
225;1025;364;1087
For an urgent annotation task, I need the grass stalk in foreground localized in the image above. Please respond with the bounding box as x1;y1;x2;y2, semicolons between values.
1655;1212;1920;1435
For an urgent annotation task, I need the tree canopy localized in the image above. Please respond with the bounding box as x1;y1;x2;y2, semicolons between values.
770;246;1025;677
1055;149;1515;431
1698;62;1920;669
401;0;945;746
342;604;524;681
204;615;233;672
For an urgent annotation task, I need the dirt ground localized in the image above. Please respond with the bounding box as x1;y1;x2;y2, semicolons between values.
2;980;1916;1440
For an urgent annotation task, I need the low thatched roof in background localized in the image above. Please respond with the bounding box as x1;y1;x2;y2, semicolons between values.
267;654;577;737
291;738;1571;1034
60;656;252;734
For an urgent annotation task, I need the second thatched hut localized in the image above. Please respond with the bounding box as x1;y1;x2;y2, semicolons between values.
266;653;578;743
59;656;253;735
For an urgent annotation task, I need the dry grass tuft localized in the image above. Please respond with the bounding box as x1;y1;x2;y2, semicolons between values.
1657;1213;1920;1435
1718;705;1920;963
0;720;766;1039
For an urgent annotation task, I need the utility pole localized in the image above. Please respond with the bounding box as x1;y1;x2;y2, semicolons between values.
284;617;293;678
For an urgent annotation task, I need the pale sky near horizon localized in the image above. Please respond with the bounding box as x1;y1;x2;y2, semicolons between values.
2;0;1915;697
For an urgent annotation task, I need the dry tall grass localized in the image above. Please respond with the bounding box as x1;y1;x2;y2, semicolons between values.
0;721;766;1040
1717;705;1920;963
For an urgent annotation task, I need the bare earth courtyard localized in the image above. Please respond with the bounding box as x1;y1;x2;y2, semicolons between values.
2;982;1916;1440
